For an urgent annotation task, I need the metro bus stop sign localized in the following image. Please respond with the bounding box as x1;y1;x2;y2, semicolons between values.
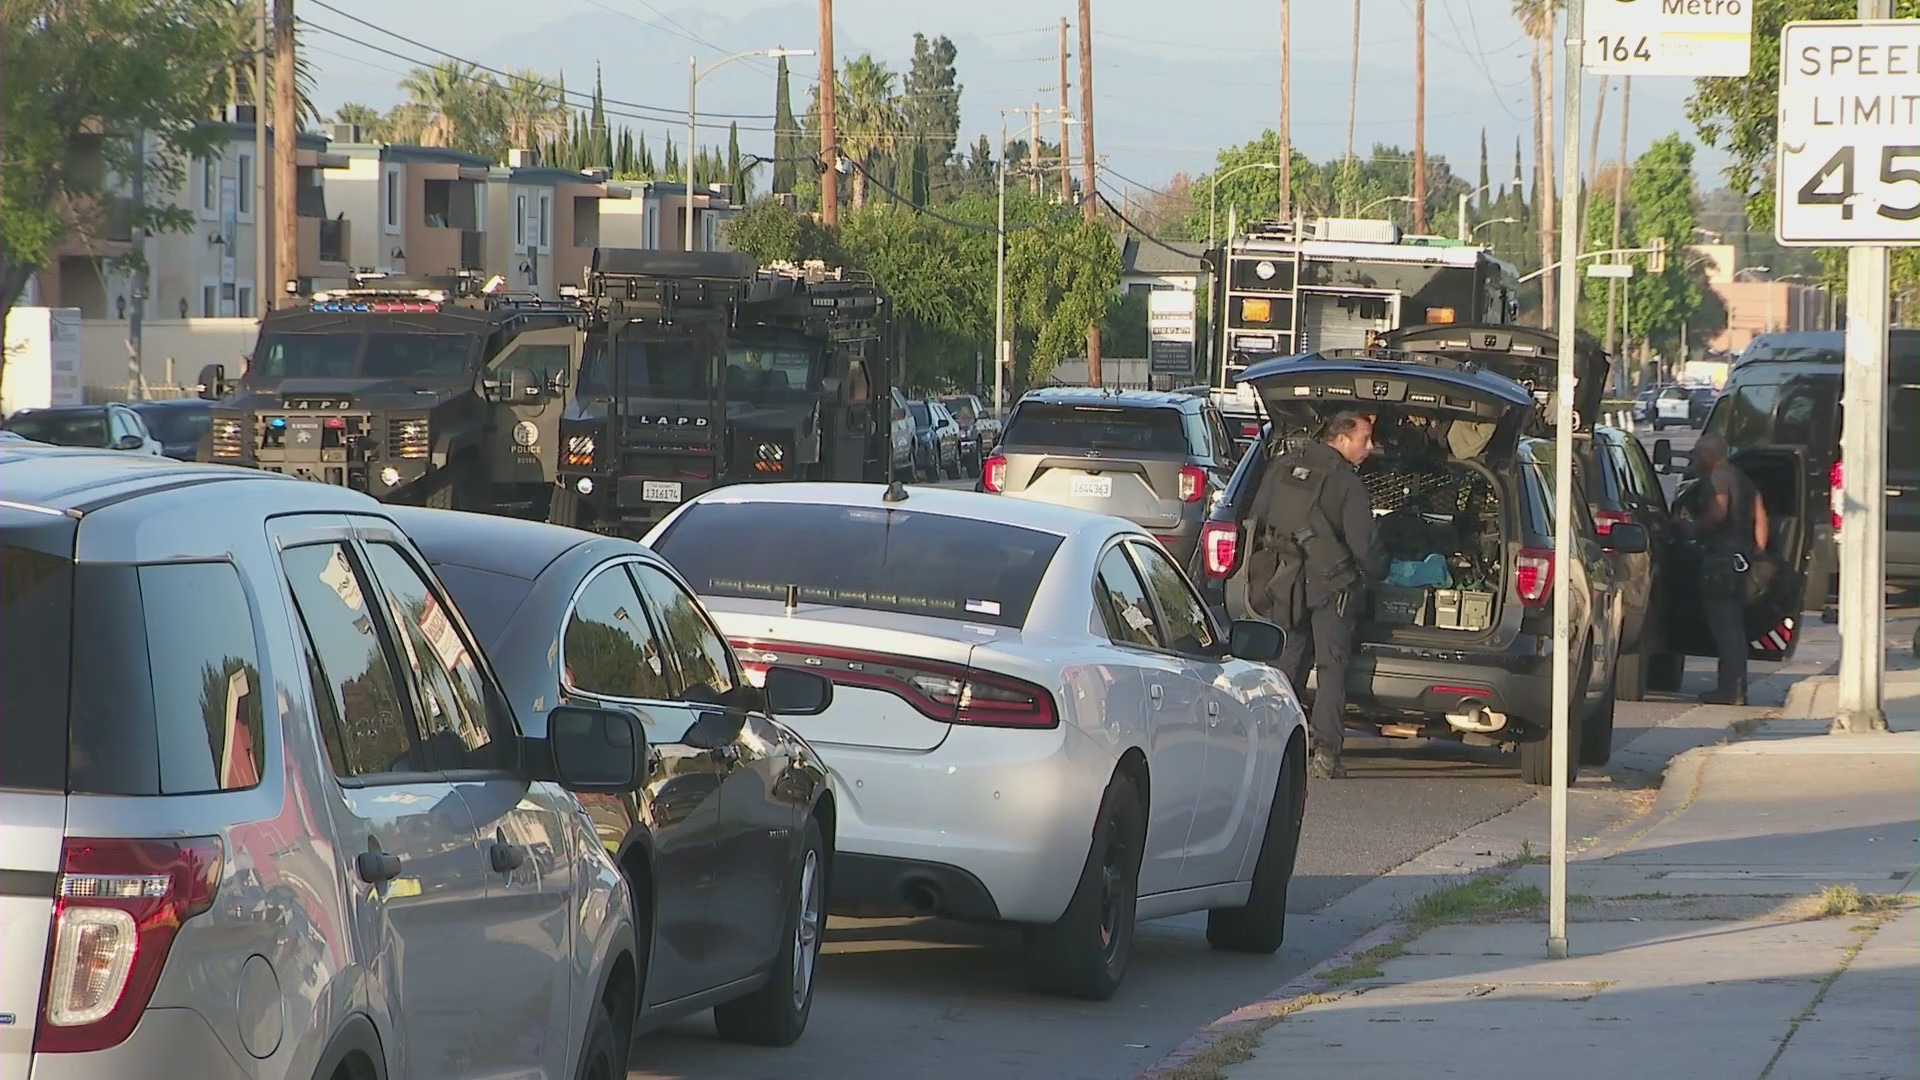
1775;20;1920;247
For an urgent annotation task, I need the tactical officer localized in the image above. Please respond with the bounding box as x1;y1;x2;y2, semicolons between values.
1245;410;1386;779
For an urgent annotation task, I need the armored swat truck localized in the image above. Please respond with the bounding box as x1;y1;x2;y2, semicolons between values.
197;272;583;516
550;249;895;534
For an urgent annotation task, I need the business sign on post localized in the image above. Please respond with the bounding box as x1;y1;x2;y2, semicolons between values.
1582;0;1752;77
1774;20;1920;247
1148;289;1197;377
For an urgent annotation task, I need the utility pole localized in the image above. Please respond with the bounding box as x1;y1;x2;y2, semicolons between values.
818;0;838;227
254;0;268;320
272;0;296;306
1343;0;1361;212
1583;74;1609;226
1076;0;1100;386
1547;0;1585;963
1604;78;1631;371
1278;0;1291;221
1537;0;1557;330
1412;0;1427;233
1029;103;1041;195
127;130;146;400
686;57;698;251
1059;18;1073;203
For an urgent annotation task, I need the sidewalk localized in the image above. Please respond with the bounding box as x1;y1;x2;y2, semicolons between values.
1212;662;1919;1080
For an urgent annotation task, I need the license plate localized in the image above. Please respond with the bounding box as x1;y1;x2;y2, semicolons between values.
1070;475;1113;498
641;480;683;503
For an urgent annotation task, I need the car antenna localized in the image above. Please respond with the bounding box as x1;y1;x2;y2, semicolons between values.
882;480;909;503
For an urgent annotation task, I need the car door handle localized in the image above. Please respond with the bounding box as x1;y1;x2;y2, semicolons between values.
1149;683;1164;708
356;839;403;884
1207;700;1220;726
490;832;529;874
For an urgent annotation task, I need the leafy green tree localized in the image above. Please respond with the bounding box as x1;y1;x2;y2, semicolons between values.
2;0;240;375
331;102;385;138
502;69;566;151
1687;0;1920;306
902;34;962;201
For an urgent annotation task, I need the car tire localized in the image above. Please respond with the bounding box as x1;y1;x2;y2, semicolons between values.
713;818;826;1047
1647;651;1686;693
1580;679;1618;767
1024;777;1145;1001
943;451;961;481
1205;742;1306;954
1520;650;1587;787
573;1001;623;1080
1614;646;1649;702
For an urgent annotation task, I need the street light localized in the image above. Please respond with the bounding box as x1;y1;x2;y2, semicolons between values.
687;47;814;251
1206;161;1283;253
1471;216;1520;238
1457;174;1523;242
995;107;1079;419
1357;193;1416;217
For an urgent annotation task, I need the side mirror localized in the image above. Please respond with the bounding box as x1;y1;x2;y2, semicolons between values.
196;363;228;401
763;665;834;716
1651;438;1675;473
1605;521;1651;554
547;705;646;792
1228;618;1286;663
112;434;145;451
509;368;541;401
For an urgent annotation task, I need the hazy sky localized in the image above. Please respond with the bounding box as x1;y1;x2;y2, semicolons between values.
301;0;1730;202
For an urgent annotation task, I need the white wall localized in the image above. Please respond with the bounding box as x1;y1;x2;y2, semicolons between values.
77;318;258;399
328;155;383;271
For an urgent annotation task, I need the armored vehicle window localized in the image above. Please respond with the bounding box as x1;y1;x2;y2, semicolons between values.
363;332;474;378
580;334;706;396
495;342;571;377
727;340;817;395
258;332;360;378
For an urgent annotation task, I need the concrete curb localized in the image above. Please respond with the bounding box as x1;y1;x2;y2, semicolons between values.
1132;919;1409;1080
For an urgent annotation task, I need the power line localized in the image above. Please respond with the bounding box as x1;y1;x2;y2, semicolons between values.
1095;188;1204;258
303;0;775;122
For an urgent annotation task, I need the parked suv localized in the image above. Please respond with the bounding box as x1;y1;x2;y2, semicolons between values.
1194;333;1636;784
982;388;1238;566
0;445;643;1080
1649;328;1919;659
1584;425;1686;701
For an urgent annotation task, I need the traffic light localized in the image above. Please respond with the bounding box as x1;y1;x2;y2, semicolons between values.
1647;236;1667;274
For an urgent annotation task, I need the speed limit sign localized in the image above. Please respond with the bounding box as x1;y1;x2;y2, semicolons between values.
1775;20;1920;247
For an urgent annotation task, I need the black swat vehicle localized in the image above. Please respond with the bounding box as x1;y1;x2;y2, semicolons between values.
197;272;583;515
550;249;895;534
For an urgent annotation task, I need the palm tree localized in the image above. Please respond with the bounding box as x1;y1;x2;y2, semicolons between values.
331;102;384;140
398;61;481;148
834;54;906;209
209;0;319;125
502;69;566;151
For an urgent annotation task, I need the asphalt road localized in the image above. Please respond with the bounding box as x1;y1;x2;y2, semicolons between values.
618;426;1776;1080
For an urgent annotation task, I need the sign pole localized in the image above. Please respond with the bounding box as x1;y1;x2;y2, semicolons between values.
1548;0;1585;962
1772;7;1912;731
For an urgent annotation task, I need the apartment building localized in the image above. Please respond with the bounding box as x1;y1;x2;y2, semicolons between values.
322;128;493;278
599;180;742;255
485;155;633;297
30;116;352;321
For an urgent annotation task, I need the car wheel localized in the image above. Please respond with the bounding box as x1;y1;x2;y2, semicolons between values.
1024;777;1144;1001
965;449;982;479
1647;651;1686;693
1614;646;1649;702
1520;650;1587;787
573;1001;623;1080
1580;678;1618;767
1205;742;1306;953
713;818;826;1046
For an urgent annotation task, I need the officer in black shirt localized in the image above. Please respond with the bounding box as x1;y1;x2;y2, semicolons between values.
1247;410;1388;779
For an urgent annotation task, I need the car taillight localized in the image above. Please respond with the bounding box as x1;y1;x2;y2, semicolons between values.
1593;508;1633;539
1202;520;1240;579
36;837;222;1054
982;454;1008;493
1515;547;1553;608
1829;458;1844;534
1240;422;1262;439
729;640;1058;729
1178;465;1206;503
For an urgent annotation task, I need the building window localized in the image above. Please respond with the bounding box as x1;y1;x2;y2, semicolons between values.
237;286;253;317
384;169;400;230
203;285;218;317
201;160;217;213
538;194;551;248
237;153;253;216
514;194;527;246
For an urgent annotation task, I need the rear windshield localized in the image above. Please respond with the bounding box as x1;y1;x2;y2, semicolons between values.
132;405;211;445
1;515;76;792
651;502;1063;628
1003;402;1188;454
1;528;268;797
5;411;108;447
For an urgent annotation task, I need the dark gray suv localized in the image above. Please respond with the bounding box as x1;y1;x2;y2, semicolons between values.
980;387;1237;565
